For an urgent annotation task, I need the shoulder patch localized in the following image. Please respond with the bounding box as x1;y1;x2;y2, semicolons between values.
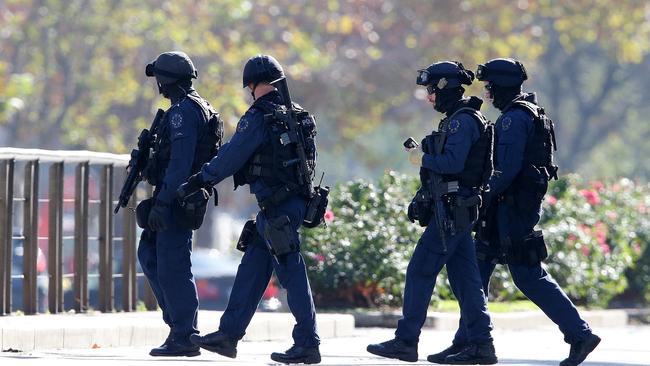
170;113;183;129
448;119;461;134
501;116;512;131
236;117;249;133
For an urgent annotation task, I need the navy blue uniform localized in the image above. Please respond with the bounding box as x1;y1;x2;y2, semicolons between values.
137;92;202;339
199;90;319;348
395;103;493;346
453;94;592;345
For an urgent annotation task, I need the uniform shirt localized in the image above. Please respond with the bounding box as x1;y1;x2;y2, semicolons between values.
421;99;481;176
485;93;536;202
201;90;284;202
156;92;202;204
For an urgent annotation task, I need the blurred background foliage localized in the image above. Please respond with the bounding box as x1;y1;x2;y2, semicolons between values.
1;0;649;181
302;172;650;309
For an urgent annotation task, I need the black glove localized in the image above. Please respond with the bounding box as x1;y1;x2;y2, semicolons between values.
407;199;418;223
177;172;208;201
148;202;169;232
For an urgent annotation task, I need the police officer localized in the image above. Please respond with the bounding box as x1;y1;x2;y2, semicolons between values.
367;61;497;364
137;51;222;357
442;58;601;366
177;55;321;364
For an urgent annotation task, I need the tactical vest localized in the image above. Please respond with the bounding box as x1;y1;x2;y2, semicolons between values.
233;100;317;203
146;93;224;186
506;100;558;179
438;107;494;190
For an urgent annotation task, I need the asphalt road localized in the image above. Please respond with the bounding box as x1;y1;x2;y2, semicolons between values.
2;326;648;366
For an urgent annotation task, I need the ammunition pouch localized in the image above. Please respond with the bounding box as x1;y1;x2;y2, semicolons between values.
501;165;549;211
236;219;265;252
263;215;299;256
453;194;481;233
505;230;548;266
174;187;217;230
136;198;153;230
303;185;330;228
474;201;498;244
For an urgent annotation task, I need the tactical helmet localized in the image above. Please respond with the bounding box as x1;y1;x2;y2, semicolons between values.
145;51;198;85
242;54;285;88
416;61;474;93
476;58;527;87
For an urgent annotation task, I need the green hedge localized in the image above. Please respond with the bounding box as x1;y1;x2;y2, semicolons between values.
301;171;650;308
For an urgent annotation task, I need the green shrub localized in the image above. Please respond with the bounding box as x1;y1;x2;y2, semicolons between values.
302;171;650;308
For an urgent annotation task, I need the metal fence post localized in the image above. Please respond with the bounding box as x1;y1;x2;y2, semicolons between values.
0;159;14;315
74;162;89;312
23;160;39;315
99;164;114;312
48;162;64;313
122;191;137;312
142;184;157;311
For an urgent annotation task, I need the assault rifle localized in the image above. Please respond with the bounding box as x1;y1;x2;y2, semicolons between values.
404;135;455;252
114;109;165;214
272;78;314;195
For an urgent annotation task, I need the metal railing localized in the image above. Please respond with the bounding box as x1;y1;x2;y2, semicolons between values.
0;148;157;315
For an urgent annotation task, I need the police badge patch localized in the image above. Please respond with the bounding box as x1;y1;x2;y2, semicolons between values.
501;116;512;131
171;113;183;129
449;119;461;134
237;118;249;132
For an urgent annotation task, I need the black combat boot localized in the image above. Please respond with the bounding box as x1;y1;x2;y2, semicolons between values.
270;345;321;364
444;342;497;365
427;343;466;364
560;333;601;366
367;338;418;362
149;333;200;357
190;330;238;358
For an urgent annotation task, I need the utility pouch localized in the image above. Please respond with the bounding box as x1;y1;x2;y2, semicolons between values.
237;219;262;252
509;165;549;211
303;185;330;228
506;230;548;266
521;230;548;265
136;198;153;230
453;195;481;232
414;189;433;227
175;187;217;230
263;215;299;256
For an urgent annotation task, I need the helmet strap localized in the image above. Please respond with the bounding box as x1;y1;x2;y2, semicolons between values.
250;82;259;100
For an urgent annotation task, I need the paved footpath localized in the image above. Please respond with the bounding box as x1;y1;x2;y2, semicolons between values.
2;326;648;366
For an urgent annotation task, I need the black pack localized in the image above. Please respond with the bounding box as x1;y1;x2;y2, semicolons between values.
235;100;329;228
510;100;558;180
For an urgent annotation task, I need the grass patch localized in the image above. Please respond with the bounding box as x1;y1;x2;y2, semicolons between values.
431;300;539;313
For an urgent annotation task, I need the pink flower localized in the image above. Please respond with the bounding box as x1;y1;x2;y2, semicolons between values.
632;242;642;255
315;254;325;263
580;245;591;256
599;242;611;255
606;211;617;220
546;195;558;206
567;234;577;243
590;181;605;191
324;209;335;222
579;189;600;206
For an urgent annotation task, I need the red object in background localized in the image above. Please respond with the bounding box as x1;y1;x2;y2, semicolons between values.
196;279;220;300
263;278;279;299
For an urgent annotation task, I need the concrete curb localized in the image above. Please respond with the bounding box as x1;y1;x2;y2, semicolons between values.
0;310;355;351
351;309;630;330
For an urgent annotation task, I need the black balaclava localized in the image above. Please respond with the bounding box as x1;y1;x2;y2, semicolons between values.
158;79;192;102
434;86;465;114
490;83;522;111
